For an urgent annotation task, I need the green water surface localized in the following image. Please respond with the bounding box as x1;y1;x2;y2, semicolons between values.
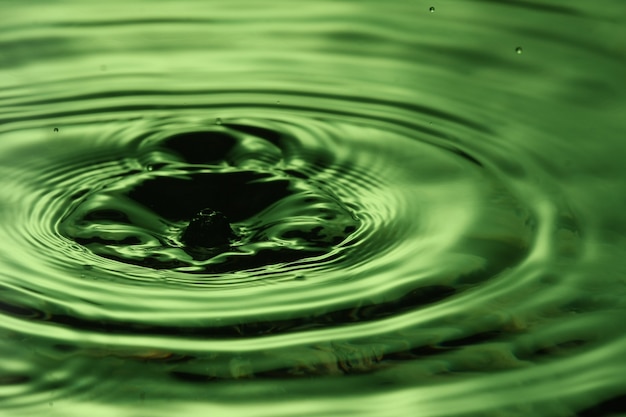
1;1;625;416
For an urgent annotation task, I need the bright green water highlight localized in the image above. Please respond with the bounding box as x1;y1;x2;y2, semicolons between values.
1;1;625;416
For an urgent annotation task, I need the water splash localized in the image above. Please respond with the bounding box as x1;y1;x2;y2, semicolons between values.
0;1;625;416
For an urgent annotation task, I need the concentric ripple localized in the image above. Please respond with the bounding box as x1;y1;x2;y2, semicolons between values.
59;123;361;275
1;1;625;417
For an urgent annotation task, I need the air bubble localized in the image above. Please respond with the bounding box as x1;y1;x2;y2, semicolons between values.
429;7;435;12
516;47;523;54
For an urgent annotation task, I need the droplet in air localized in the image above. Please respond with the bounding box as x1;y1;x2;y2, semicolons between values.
145;163;166;172
429;6;435;12
516;46;523;54
53;128;59;132
215;117;222;125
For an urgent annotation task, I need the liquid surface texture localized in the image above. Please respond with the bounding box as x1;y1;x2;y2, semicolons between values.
1;1;625;416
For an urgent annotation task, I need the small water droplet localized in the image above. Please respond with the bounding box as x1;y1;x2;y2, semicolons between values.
215;117;222;125
276;100;281;104
294;274;306;281
53;128;59;133
429;6;435;12
516;46;523;54
181;208;234;248
145;162;166;172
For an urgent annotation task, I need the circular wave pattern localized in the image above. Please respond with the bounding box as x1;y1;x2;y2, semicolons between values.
1;89;536;401
60;123;360;275
1;91;534;317
1;1;625;417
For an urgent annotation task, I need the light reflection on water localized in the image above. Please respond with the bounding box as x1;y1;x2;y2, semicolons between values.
1;1;625;416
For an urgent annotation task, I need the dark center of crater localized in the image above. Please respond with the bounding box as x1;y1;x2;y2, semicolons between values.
180;208;234;248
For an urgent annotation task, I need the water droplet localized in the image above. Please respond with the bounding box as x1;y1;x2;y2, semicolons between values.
53;128;59;133
294;274;306;281
516;46;523;54
144;162;166;172
276;100;281;104
215;117;222;125
181;208;234;248
429;6;435;12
